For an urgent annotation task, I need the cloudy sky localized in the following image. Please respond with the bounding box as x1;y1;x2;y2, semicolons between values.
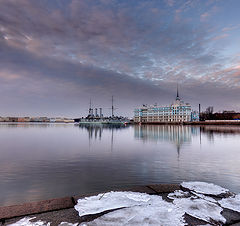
0;0;240;117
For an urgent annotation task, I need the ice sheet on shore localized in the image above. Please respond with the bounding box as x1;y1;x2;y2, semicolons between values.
75;191;157;216
58;223;78;226
8;181;233;226
181;181;229;195
191;191;218;203
173;197;226;224
80;200;185;226
167;190;191;200
7;217;50;226
219;194;240;213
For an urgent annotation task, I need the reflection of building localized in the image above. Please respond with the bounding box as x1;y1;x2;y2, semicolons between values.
134;125;197;155
201;125;240;138
134;88;197;123
135;125;192;143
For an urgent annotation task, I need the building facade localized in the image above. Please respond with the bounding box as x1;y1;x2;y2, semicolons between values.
134;90;196;123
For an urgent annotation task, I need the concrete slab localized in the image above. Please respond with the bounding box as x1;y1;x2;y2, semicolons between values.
147;184;180;193
230;223;240;226
0;197;74;220
4;208;80;226
118;185;157;194
222;208;240;225
183;213;209;226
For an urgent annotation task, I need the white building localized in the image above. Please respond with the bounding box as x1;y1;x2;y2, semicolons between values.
134;89;192;123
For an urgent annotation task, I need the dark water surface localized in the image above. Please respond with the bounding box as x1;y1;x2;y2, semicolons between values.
0;123;240;206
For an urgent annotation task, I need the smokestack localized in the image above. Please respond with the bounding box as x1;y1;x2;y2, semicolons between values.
95;108;98;117
199;104;201;121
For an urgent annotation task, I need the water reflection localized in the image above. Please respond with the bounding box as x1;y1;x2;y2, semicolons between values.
77;124;130;152
134;125;198;157
0;122;71;128
78;123;128;140
135;124;240;148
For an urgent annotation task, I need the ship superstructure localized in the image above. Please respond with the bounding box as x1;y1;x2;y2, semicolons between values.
78;97;129;125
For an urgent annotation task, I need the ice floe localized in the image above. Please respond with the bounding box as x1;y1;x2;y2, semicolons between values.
181;181;229;196
58;223;78;226
7;218;78;226
76;182;232;225
167;190;191;200
7;217;50;226
219;194;240;213
173;197;226;224
191;191;218;203
75;191;158;216
79;199;185;226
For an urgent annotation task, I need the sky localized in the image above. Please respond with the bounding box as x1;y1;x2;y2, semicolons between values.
0;0;240;117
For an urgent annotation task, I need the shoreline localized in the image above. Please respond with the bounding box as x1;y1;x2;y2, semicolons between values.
1;184;240;226
134;121;240;125
0;184;178;224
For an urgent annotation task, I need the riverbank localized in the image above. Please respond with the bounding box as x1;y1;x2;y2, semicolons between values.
1;184;240;226
135;120;240;125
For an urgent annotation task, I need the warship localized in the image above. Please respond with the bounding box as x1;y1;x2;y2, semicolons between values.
78;97;129;125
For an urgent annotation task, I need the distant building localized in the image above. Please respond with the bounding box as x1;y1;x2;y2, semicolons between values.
134;88;197;123
191;111;199;122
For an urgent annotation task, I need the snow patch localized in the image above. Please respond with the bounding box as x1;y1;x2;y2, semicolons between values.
75;191;157;216
181;181;229;195
219;194;240;213
79;200;185;226
7;217;50;226
173;197;226;224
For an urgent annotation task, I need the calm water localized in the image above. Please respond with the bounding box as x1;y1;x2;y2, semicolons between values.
0;123;240;206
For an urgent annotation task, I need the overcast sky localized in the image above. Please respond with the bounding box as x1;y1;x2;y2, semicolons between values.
0;0;240;117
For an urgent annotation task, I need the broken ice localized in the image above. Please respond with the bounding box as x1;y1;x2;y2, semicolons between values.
167;190;191;200
181;181;229;195
7;217;50;226
79;198;185;226
75;191;158;216
219;194;240;213
173;197;226;224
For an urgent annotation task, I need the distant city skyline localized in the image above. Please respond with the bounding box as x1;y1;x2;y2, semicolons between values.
0;0;240;117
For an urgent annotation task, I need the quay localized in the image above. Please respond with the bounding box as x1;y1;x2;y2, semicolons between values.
0;184;240;226
135;120;240;125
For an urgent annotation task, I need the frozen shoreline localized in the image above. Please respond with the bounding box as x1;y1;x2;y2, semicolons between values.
1;182;240;226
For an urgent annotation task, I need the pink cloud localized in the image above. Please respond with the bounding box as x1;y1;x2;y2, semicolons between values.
212;33;229;41
222;25;240;32
0;71;21;80
200;12;209;21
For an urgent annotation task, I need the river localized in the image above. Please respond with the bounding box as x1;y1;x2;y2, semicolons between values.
0;123;239;206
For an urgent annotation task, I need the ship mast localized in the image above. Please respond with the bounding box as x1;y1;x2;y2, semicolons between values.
89;98;92;116
111;96;114;117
